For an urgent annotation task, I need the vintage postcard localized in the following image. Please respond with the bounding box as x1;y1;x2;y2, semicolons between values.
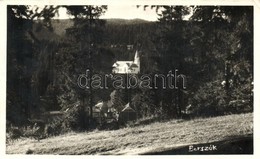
0;0;259;158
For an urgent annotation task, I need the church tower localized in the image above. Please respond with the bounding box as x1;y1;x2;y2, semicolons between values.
133;50;140;73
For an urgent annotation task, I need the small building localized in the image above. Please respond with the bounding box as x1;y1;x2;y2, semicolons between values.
92;101;107;124
118;103;137;124
92;101;118;124
127;45;134;50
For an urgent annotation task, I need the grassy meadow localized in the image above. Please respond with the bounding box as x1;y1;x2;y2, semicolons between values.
6;113;253;155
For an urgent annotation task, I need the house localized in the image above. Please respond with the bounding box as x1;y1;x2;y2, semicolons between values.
112;50;140;74
127;45;134;50
92;101;118;124
118;103;137;124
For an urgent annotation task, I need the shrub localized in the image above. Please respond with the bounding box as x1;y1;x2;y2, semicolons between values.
25;149;34;154
6;126;23;140
63;105;89;131
44;121;64;137
39;104;91;136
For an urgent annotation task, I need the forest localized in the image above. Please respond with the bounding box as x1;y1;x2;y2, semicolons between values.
7;5;253;138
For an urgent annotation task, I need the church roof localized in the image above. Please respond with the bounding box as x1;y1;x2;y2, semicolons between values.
117;61;133;64
112;63;119;67
126;63;131;67
113;61;133;67
130;63;138;68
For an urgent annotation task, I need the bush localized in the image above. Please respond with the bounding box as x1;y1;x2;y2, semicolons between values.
42;105;89;136
63;105;89;131
98;120;119;130
25;149;34;154
7;120;62;141
6;126;23;140
6;123;44;142
44;121;64;137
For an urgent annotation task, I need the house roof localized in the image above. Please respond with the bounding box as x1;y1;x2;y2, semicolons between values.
95;101;103;108
121;103;135;112
93;101;103;112
93;101;113;113
43;111;63;115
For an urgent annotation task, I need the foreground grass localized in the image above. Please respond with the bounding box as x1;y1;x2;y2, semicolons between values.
6;113;253;155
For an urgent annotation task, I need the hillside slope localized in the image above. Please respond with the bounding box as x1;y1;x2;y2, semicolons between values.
6;113;253;155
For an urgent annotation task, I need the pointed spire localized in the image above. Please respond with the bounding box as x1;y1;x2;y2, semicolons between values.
134;50;140;64
133;50;140;73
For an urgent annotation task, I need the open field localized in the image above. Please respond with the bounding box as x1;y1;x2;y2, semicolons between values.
6;113;253;155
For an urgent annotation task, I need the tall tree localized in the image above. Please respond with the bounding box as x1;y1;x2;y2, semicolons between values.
7;5;60;125
54;6;114;124
153;6;191;117
189;6;253;115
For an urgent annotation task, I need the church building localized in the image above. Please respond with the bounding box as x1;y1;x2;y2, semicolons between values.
112;50;140;74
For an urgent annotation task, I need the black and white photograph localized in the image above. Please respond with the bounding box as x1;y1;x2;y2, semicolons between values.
1;0;259;156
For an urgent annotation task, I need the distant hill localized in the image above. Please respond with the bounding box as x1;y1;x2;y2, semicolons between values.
105;18;151;25
32;18;157;61
32;21;63;41
44;18;153;36
50;19;74;36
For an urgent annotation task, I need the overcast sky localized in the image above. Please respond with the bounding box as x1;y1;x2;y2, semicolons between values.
56;5;160;21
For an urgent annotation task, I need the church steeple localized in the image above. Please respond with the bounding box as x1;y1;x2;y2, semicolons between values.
134;50;140;65
133;50;140;73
